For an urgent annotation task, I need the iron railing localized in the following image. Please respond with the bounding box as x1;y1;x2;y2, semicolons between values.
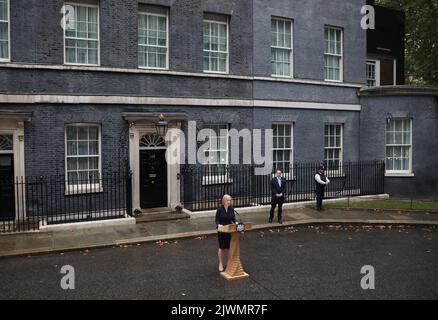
0;171;132;233
181;161;385;211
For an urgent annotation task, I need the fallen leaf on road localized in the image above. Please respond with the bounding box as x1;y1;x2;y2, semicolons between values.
194;236;206;240
347;236;352;240
297;245;303;248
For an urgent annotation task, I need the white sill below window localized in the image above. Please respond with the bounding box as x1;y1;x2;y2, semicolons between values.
203;70;229;75
324;79;343;83
385;172;415;177
202;175;233;186
271;74;293;79
65;184;103;195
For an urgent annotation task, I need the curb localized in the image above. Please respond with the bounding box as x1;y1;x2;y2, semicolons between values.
323;207;438;214
1;218;436;259
188;194;390;218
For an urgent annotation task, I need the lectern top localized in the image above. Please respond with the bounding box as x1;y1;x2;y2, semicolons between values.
218;223;253;233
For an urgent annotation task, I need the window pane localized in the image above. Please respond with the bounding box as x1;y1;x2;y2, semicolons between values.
89;157;99;170
394;132;403;144
67;141;77;156
78;141;88;155
67;127;77;140
78;127;88;140
88;49;98;64
67;158;77;171
89;141;98;155
0;22;8;59
68;172;78;185
78;157;88;170
0;1;8;21
0;134;13;151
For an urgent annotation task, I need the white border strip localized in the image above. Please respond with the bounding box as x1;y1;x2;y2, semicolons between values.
0;94;361;111
0;63;364;88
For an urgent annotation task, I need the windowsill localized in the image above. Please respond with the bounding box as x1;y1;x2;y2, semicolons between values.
324;79;343;83
203;70;229;75
65;185;103;196
385;172;415;178
64;62;100;67
202;176;233;186
0;59;11;63
138;66;169;71
271;74;294;79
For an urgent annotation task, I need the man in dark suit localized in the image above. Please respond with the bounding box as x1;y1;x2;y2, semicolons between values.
269;169;287;224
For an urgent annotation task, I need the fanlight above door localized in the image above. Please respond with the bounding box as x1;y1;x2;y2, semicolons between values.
0;134;13;151
139;134;166;148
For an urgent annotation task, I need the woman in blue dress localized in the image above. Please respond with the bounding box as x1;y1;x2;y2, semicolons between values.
215;194;236;272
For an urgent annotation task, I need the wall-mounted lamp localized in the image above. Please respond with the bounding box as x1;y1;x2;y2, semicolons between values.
155;114;168;137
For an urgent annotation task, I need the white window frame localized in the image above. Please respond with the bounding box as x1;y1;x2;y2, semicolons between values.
65;123;102;195
0;0;10;62
138;11;169;70
324;123;344;174
201;124;230;185
63;2;100;66
366;59;380;87
385;118;412;174
203;19;229;74
272;122;294;180
271;17;293;78
324;26;343;83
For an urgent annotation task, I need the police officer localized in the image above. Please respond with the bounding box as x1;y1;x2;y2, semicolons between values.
315;165;330;211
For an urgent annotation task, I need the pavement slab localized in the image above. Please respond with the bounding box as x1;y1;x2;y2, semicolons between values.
0;207;437;258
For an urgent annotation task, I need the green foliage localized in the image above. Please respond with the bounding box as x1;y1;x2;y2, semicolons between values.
376;0;438;86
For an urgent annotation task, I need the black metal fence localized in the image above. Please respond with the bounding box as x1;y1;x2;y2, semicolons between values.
0;171;132;233
181;161;385;211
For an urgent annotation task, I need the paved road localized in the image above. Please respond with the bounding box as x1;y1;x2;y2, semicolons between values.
0;225;437;300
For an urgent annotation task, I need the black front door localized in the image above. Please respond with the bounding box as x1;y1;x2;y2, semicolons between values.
140;150;167;209
0;154;15;220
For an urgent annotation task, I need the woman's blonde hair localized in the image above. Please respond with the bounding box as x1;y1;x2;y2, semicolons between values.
222;194;232;205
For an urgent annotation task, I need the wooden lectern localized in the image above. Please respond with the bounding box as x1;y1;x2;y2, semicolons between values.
218;223;253;280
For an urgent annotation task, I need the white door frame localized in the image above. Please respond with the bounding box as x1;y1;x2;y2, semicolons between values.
0;116;30;221
128;121;181;212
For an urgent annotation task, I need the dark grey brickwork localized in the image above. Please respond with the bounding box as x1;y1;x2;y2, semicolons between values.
21;105;130;177
360;96;438;198
253;0;367;84
1;0;436;201
100;0;139;68
254;108;360;163
2;0;365;103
